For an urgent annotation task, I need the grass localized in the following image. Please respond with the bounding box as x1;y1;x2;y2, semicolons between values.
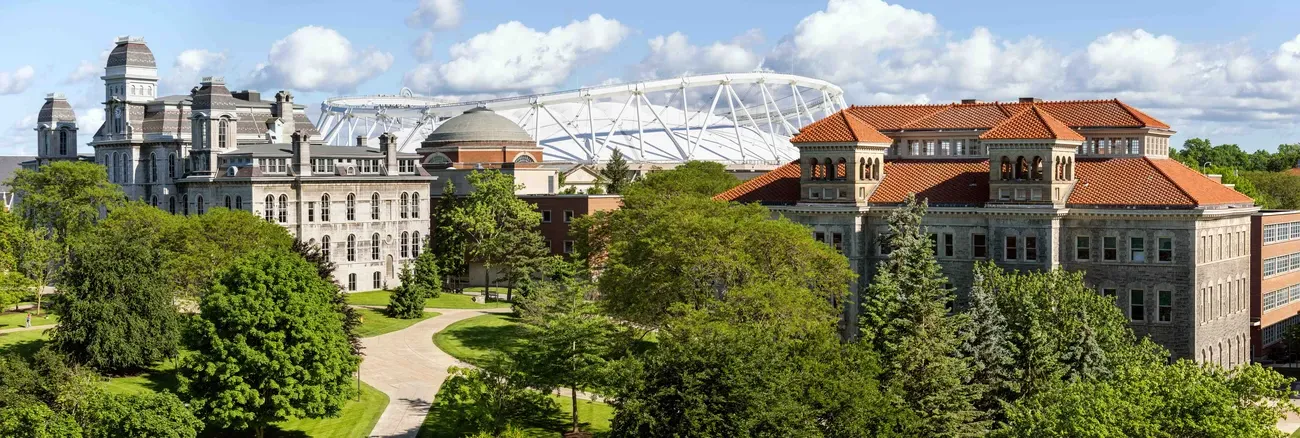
432;313;531;367
267;381;388;438
419;382;613;438
346;290;512;309
355;308;439;338
0;329;50;358
0;311;58;330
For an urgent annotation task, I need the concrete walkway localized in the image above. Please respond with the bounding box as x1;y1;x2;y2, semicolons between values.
0;324;53;335
362;307;511;438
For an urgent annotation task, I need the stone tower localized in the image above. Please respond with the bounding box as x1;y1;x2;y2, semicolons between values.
793;111;892;205
188;77;240;176
102;36;157;140
981;105;1082;207
35;93;78;166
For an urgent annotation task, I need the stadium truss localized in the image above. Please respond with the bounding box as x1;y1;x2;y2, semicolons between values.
316;72;846;166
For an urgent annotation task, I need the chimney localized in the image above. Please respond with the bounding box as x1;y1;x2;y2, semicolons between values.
379;133;399;175
356;136;368;147
961;99;979;104
292;130;311;177
273;90;294;118
1206;174;1223;184
1018;97;1042;103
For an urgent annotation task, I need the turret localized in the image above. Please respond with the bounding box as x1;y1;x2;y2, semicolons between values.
35;93;78;164
793;111;891;205
982;105;1082;206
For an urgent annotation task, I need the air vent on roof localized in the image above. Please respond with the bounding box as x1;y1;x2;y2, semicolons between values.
961;99;979;104
1018;97;1042;103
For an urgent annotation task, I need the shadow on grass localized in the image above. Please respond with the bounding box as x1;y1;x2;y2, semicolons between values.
0;337;48;359
451;316;531;365
420;394;593;438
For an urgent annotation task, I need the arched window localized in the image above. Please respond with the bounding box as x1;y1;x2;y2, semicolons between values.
321;194;331;222
59;130;68;155
182;194;189;215
264;195;275;220
371;192;381;220
225;195;232;209
278;194;288;223
168;153;176;180
859;158;866;180
168;196;176;214
371;233;381;260
401;232;410;258
1000;157;1012;181
1015;156;1028;180
196;195;205;215
348;273;357;291
218;117;229;149
346;193;356;221
411;193;420;218
514;154;535;163
347;234;356;261
321;235;332;260
1031;156;1043;181
822;158;833;181
835;158;847;180
150;195;158;208
412;231;421;257
149;152;157;182
235;196;243;210
400;192;409;219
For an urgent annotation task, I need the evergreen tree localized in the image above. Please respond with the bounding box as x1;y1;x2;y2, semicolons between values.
386;264;428;319
960;265;1018;418
411;246;442;299
600;148;631;194
860;194;985;436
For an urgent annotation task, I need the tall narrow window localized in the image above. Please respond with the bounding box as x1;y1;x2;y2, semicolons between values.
972;234;987;259
412;231;421;257
347;234;356;261
151;195;158;208
169;196;176;214
1158;237;1173;262
1129;290;1145;321
225;196;232;209
1076;236;1091;260
196;196;205;215
412;193;420;218
348;274;357;291
321;194;331;222
371;233;380;260
401;232;410;258
1005;236;1018;261
943;233;954;257
278;194;288;223
307;202;315;222
321;235;331;260
168;153;176;179
218;118;228;148
371;193;380;220
832;233;844;253
346;193;356;221
1130;237;1146;262
1103;236;1118;261
400;192;410;218
235;196;243;210
928;233;938;256
182;194;189;215
1025;236;1038;261
374;272;381;289
59;130;67;155
264;195;274;221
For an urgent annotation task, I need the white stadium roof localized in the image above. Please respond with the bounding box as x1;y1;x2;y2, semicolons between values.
316;72;847;167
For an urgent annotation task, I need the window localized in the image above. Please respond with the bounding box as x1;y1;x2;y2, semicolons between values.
1076;236;1091;260
264;195;274;220
1102;288;1118;302
1005;236;1018;261
401;232;410;258
411;231;421;257
307;202;315;222
411;193;419;218
225;195;232;209
347;234;356;261
321;235;331;260
168;154;176;179
374;272;381;289
972;234;987;259
563;240;575;254
943;233;954;257
1158;290;1172;322
1025;236;1038;261
564;210;574;223
929;233;938;256
1129;290;1145;321
1130;237;1145;262
278;194;288;223
151;195;158;208
833;233;844;253
542;210;552;223
169;196;176;214
878;233;893;256
321;194;331;222
1158;237;1173;262
998;188;1010;201
346;194;356;221
371;233;380;260
348;273;357;291
1103;236;1118;261
371;193;381;220
59;130;68;155
235;196;244;210
400;192;409;218
218;118;228;148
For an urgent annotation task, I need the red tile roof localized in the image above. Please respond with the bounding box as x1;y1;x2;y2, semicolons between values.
823;99;1169;143
792;111;892;143
901;104;1012;130
980;105;1085;141
715;157;1253;208
844;104;948;131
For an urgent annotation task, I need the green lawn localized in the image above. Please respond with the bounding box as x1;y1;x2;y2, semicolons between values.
0;329;50;358
356;308;439;338
419;384;613;438
346;291;512;309
0;311;58;330
268;381;388;438
432;313;530;367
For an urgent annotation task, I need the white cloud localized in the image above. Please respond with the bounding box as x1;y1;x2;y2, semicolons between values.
0;114;36;156
635;31;764;80
412;31;436;60
249;26;393;93
407;0;462;31
0;66;35;95
403;14;630;94
775;0;937;83
164;49;228;93
64;61;100;84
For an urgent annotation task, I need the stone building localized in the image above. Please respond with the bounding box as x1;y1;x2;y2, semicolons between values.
29;36;433;289
716;98;1257;366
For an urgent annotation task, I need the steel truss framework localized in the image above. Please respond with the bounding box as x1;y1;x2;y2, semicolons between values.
316;72;847;165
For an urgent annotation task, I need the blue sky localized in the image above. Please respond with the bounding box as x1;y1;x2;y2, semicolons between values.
3;0;1300;155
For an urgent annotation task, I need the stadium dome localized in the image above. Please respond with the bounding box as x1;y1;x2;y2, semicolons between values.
424;107;535;145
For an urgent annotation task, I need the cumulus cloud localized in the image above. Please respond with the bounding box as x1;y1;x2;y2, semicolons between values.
163;49;228;93
0;65;35;95
407;0;462;30
0;114;37;155
249;26;393;93
403;14;630;94
412;31;436;60
635;31;764;79
64;61;100;84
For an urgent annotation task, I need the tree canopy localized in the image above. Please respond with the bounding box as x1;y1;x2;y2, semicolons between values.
447;170;549;295
621;160;739;208
600;148;632;195
7;161;124;239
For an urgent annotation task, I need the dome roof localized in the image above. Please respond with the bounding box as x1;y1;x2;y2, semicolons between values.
37;93;76;125
106;36;156;69
424;107;535;144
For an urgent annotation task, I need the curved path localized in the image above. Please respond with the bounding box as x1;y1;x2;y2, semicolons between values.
363;307;511;438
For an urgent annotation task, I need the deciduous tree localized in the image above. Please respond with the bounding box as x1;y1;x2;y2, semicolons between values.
7;161;123;239
448;170;548;298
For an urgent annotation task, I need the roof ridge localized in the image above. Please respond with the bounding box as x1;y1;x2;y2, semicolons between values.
1142;157;1198;205
1112;99;1170;129
982;105;1034;135
1030;105;1075;139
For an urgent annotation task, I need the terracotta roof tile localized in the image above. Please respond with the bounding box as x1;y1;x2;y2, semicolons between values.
870;159;990;205
1068;158;1252;207
901;104;1012;130
841;99;1169;133
792;111;892;143
980;106;1085;141
1147;158;1254;205
844;104;947;131
713;161;801;205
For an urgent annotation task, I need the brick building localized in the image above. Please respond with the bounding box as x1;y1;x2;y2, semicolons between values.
716;98;1257;365
1252;210;1300;354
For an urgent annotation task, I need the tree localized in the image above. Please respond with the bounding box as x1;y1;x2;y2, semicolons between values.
180;249;359;437
81;392;204;438
0;401;81;438
15;227;60;315
430;363;557;437
0;272;32;312
859;194;984;436
430;181;468;292
959;267;1018;418
515;268;618;434
7;161;124;240
448;170;548;298
291;238;362;357
600;148;631;194
169;207;295;299
386;263;428;319
622;160;739;208
1242;171;1300;210
0;209;23;271
580;195;851;329
52;203;184;372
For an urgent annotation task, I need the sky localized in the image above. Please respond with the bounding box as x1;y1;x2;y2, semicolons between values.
3;0;1300;156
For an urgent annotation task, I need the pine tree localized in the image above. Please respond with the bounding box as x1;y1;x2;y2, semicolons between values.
387;264;428;319
961;263;1018;418
412;247;442;299
860;194;985;436
600;149;631;194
